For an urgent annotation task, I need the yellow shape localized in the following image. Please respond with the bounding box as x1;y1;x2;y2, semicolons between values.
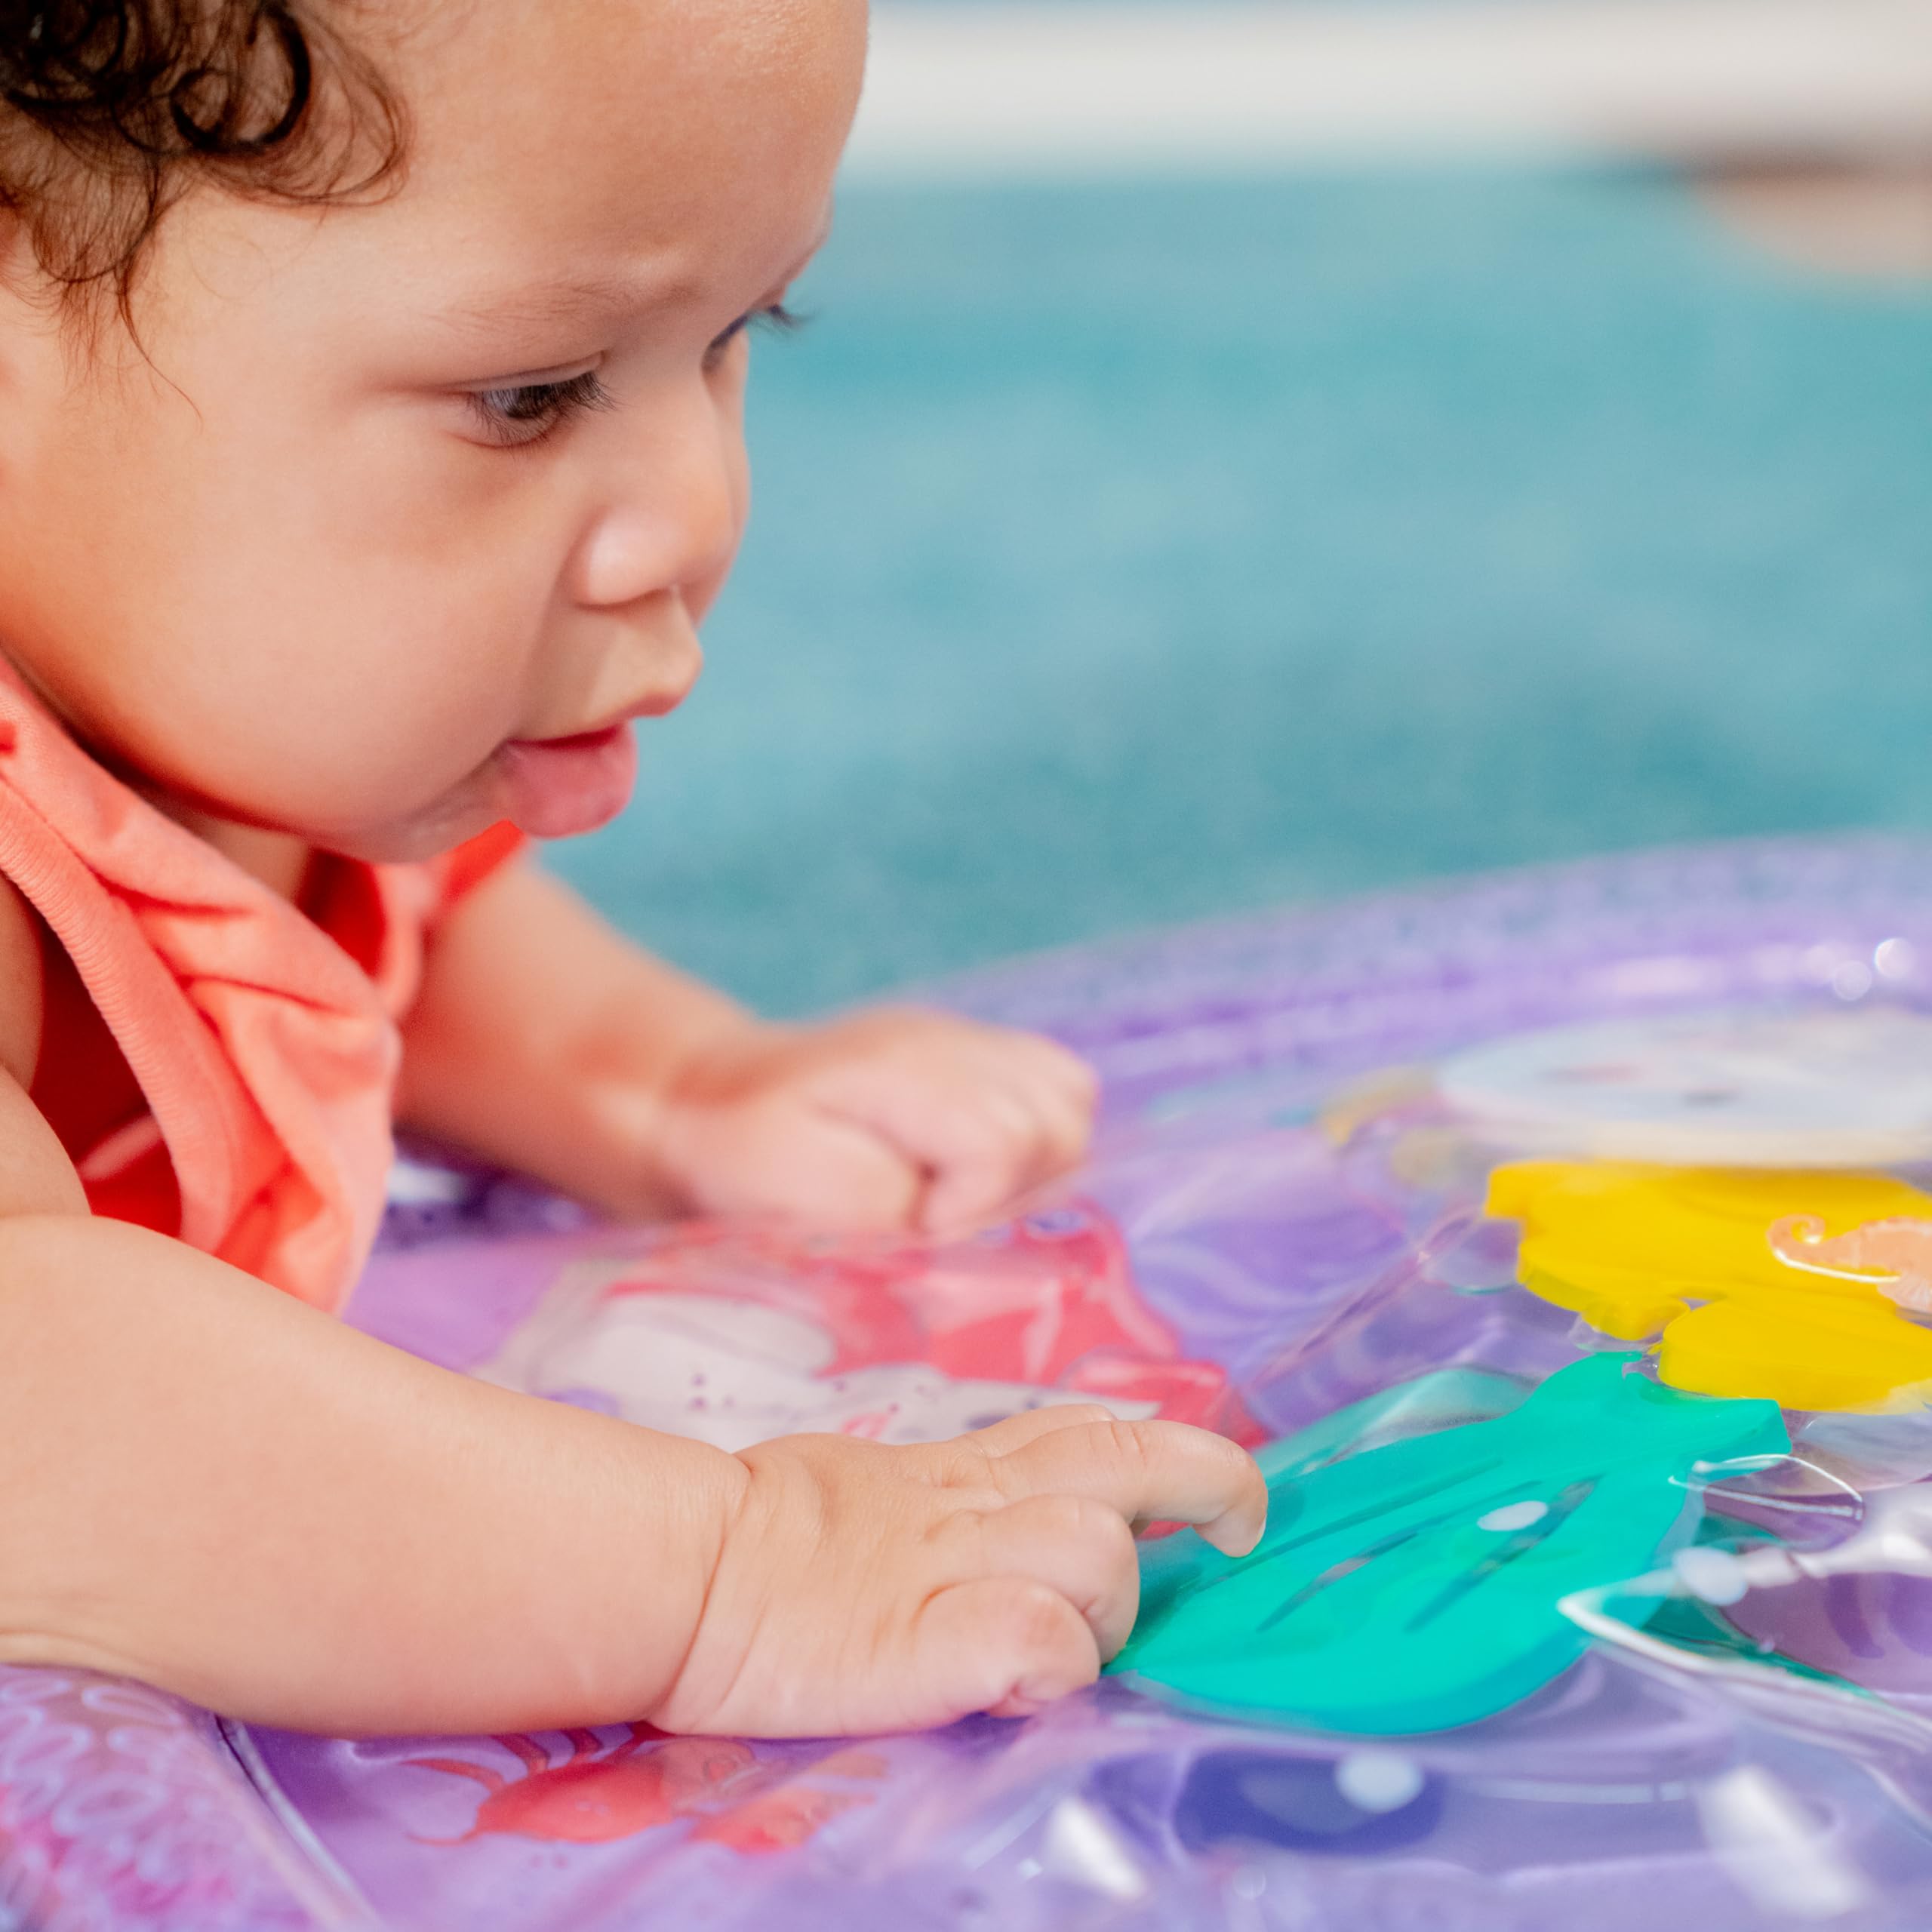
1485;1162;1932;1411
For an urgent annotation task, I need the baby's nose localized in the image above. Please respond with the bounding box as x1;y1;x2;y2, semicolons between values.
571;393;744;611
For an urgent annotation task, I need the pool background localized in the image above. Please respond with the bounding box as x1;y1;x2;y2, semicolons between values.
543;163;1932;1018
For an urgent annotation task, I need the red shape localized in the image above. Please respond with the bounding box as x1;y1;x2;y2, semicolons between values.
408;1726;754;1845
691;1785;872;1855
598;1201;1257;1441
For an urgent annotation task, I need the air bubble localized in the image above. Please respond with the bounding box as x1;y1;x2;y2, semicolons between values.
1831;962;1873;1002
1876;937;1919;982
1673;1545;1749;1606
1335;1749;1426;1814
1478;1500;1547;1533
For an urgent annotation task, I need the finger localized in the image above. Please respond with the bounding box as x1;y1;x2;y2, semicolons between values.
685;1104;922;1229
1007;1074;1093;1189
1012;1051;1105;1167
819;1078;1035;1236
964;1401;1122;1457
808;1033;1085;1231
998;1420;1268;1557
920;1103;1041;1233
946;1058;1096;1225
995;1085;1088;1195
987;1041;1098;1193
910;1579;1101;1722
1016;1036;1100;1123
922;1180;1017;1240
964;1493;1141;1658
1032;1082;1094;1169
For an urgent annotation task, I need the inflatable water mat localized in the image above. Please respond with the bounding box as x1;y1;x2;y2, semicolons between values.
20;835;1932;1931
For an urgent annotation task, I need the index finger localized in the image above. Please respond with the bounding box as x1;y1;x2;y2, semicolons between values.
996;1419;1266;1558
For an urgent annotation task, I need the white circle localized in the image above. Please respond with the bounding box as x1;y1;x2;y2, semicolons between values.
1673;1546;1750;1607
1832;964;1874;1003
1335;1750;1426;1814
1876;938;1919;983
1478;1500;1548;1534
1438;1007;1932;1166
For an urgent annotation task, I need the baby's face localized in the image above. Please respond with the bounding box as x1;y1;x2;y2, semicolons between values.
0;0;866;860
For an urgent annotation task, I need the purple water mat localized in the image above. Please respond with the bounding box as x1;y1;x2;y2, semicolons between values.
14;835;1932;1930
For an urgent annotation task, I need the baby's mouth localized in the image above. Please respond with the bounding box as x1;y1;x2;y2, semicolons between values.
495;722;639;839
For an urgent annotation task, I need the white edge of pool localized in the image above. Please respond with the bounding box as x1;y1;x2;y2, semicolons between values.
847;0;1932;177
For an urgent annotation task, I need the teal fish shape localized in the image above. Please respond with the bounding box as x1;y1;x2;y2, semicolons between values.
1110;1352;1787;1734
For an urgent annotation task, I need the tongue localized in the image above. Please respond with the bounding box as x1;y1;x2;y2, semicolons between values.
497;724;638;838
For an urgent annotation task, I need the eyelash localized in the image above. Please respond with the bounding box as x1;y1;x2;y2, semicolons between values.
466;370;614;448
468;304;808;451
706;300;805;370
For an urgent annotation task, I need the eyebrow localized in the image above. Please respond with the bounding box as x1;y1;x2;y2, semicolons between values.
432;220;836;345
432;272;685;341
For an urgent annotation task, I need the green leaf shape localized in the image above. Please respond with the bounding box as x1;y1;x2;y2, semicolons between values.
1112;1352;1788;1734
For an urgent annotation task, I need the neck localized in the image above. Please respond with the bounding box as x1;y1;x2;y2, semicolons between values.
0;648;313;900
155;808;314;902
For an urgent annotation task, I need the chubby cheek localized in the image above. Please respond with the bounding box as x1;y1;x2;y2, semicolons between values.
4;318;753;851
102;549;540;844
211;598;532;837
34;395;560;842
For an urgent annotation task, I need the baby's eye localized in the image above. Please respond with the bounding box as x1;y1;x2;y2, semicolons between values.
465;369;614;450
703;303;806;372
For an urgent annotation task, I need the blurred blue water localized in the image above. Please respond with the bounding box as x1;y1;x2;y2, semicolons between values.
545;168;1932;1017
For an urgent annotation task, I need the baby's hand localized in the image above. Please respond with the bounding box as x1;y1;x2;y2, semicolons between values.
652;1406;1265;1737
648;1008;1097;1232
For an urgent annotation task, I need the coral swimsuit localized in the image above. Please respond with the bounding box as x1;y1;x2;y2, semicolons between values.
0;660;520;1313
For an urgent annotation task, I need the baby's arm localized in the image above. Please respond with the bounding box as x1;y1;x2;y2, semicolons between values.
398;858;1097;1231
1;1211;734;1733
2;888;1262;1734
2;1211;1261;1734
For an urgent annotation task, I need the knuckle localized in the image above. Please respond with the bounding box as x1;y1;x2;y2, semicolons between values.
995;1580;1082;1658
985;1453;1036;1503
947;1107;1017;1163
940;1445;1003;1494
1138;1417;1214;1464
1059;1493;1134;1558
1091;1417;1156;1472
1038;1039;1097;1090
813;1151;920;1224
1061;1052;1101;1098
1029;1491;1103;1543
1049;1402;1118;1431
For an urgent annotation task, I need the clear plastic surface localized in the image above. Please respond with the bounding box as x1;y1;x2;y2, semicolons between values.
14;835;1932;1930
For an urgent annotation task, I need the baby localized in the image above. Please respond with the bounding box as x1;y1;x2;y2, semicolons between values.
0;1;1263;1740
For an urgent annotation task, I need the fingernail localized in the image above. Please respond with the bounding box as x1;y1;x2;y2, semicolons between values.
1205;1505;1266;1558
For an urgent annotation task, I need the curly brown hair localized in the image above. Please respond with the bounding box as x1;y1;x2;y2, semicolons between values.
0;0;403;309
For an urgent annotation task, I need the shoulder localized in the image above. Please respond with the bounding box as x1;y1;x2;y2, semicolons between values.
0;872;45;1091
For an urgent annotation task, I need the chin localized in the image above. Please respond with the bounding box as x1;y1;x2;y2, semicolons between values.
312;795;501;867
